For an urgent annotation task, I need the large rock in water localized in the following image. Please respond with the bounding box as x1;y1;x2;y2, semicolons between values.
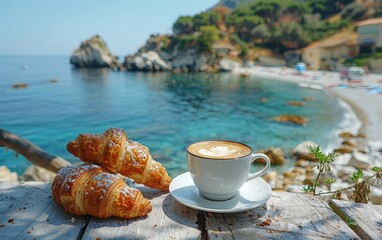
272;115;309;126
70;35;121;69
123;51;171;71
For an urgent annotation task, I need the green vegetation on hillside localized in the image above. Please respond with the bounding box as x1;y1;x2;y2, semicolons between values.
345;50;382;66
160;0;378;60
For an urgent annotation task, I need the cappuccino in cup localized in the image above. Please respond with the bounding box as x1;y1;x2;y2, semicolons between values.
187;140;252;159
187;140;270;201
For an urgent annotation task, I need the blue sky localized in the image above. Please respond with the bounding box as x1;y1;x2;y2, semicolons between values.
0;0;217;56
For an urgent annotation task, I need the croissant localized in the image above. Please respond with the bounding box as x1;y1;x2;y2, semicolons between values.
51;163;152;219
67;128;172;191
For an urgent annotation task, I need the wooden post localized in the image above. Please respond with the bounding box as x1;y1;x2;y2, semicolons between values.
0;128;71;173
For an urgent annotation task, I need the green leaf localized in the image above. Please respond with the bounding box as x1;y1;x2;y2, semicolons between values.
370;166;382;172
325;178;336;184
345;216;357;226
302;185;314;192
351;170;364;182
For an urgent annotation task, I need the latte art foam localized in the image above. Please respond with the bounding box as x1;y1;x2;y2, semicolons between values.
188;140;252;159
198;146;238;157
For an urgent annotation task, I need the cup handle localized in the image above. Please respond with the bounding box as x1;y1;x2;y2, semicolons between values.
247;153;270;181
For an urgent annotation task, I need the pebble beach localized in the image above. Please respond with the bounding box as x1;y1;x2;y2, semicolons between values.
235;66;382;204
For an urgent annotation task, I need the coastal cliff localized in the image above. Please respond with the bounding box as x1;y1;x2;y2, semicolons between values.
122;0;382;72
122;34;239;73
70;35;121;70
70;1;382;72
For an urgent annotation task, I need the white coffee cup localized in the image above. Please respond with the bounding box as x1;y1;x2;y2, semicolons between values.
187;140;270;201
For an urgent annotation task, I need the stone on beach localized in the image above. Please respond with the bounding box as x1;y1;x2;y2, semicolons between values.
21;165;56;182
332;153;352;166
370;186;382;205
336;166;357;180
342;139;357;147
348;151;371;170
257;147;285;165
291;140;318;161
0;166;18;182
338;131;356;139
334;147;354;154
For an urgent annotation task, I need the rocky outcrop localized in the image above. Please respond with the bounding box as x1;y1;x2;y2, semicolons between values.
0;166;18;182
70;35;121;70
122;35;241;73
219;58;242;72
123;51;171;71
21;165;56;182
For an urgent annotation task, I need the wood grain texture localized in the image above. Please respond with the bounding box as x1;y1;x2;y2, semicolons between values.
81;187;201;240
329;199;382;240
203;192;360;239
0;181;86;240
1;182;373;240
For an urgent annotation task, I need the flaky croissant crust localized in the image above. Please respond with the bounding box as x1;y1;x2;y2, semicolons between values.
67;128;172;191
52;163;152;219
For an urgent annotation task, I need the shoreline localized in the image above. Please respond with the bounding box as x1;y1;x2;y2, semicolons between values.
236;66;382;164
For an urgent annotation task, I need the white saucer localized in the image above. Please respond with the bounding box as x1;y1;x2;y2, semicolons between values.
169;172;272;213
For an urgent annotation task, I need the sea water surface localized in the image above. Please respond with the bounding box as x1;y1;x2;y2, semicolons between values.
0;56;355;177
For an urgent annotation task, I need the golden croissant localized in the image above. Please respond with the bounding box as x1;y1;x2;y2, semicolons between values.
52;163;152;219
67;128;172;191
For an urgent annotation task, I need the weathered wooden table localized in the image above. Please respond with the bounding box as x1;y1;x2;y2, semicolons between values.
0;181;377;239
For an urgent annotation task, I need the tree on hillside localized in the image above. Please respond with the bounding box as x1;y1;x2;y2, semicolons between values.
215;0;259;10
341;2;368;21
226;8;264;41
251;23;271;43
307;0;354;18
173;16;194;35
250;0;284;24
173;11;222;35
251;0;310;24
213;5;231;29
277;22;310;49
193;11;221;30
198;25;219;53
213;5;231;19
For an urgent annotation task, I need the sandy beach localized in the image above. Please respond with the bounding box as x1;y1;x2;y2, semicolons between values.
235;66;382;165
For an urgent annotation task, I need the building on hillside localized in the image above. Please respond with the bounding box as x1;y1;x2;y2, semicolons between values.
299;31;358;70
284;49;305;67
356;17;382;53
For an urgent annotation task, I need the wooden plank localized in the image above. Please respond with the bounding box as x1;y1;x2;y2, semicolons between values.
81;187;201;240
203;192;359;239
0;181;85;240
329;199;382;240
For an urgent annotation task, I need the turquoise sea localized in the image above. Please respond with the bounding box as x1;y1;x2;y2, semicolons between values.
0;56;354;177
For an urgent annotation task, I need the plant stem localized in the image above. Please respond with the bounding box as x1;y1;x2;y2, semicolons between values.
315;172;378;196
313;167;322;196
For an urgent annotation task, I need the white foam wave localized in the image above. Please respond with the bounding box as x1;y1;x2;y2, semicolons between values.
325;98;361;153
